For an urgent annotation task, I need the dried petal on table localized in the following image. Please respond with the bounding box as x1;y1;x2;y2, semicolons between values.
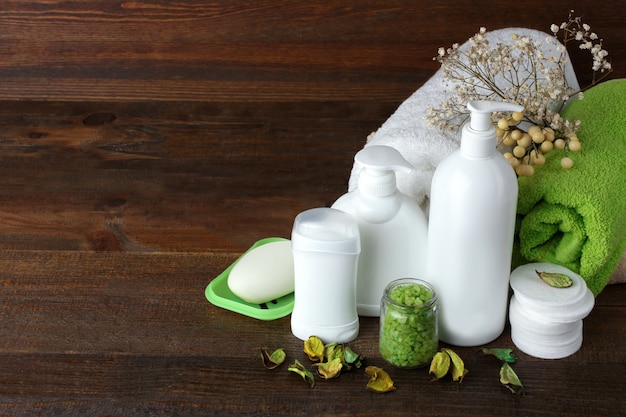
261;347;286;369
443;348;468;382
481;347;518;363
500;363;525;395
429;350;451;380
365;366;396;393
303;336;325;362
314;357;343;379
288;359;315;388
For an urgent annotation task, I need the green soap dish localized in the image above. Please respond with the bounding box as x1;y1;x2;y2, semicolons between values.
205;237;294;321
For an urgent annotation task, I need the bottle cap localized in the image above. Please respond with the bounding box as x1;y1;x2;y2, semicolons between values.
467;101;524;131
462;101;524;158
291;207;361;254
355;145;413;197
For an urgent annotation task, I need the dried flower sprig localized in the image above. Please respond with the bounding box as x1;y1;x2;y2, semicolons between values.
551;11;612;84
425;12;612;176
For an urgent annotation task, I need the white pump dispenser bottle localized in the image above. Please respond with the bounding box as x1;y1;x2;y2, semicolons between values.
332;145;428;316
427;101;523;346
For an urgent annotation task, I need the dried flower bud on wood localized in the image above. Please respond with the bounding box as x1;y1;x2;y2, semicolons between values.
365;366;396;393
428;348;468;383
303;336;325;362
288;359;315;388
261;347;286;369
314;357;343;379
500;363;525;395
443;348;468;382
429;351;451;380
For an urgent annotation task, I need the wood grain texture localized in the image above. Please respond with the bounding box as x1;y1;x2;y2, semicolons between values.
0;100;390;253
0;1;624;102
0;250;624;416
0;1;624;415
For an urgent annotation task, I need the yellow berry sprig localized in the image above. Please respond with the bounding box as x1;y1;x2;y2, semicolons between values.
496;111;581;177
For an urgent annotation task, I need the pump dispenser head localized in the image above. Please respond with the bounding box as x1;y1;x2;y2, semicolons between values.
462;101;524;158
355;145;413;197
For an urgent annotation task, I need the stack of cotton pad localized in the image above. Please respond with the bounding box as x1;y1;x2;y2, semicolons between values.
509;262;595;359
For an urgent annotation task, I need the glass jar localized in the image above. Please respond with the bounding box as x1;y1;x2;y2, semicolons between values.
379;278;438;368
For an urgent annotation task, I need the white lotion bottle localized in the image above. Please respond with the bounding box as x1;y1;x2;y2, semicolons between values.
427;101;523;346
332;145;428;316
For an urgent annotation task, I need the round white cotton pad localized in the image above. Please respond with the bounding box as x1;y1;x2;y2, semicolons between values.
508;262;595;359
510;262;595;322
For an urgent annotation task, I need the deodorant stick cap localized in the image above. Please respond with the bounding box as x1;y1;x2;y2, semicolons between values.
291;208;361;254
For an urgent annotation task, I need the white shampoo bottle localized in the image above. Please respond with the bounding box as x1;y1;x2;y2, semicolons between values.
427;101;523;346
332;145;428;317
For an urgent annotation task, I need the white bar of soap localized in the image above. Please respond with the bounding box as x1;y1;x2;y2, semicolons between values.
228;240;295;304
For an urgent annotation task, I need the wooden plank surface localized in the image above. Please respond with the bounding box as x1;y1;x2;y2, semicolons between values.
0;100;390;253
0;1;624;102
0;1;624;415
0;97;623;416
0;249;624;416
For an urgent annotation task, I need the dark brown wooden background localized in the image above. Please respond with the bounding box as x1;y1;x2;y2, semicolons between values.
0;1;624;416
0;0;624;253
1;1;624;103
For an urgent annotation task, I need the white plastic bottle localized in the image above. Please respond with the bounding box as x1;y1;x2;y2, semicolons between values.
332;145;428;317
291;207;361;343
427;101;523;346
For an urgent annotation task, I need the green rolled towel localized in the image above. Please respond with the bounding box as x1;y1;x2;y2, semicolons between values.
515;78;626;296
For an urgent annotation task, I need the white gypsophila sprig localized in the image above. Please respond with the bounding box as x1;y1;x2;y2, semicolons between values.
425;12;611;134
424;13;612;177
426;28;573;131
555;10;612;83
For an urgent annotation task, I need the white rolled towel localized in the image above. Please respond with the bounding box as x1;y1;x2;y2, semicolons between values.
345;28;580;216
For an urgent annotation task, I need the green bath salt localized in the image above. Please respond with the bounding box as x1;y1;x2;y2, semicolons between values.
379;279;438;368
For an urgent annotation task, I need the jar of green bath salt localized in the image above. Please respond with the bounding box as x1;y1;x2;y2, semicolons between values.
379;278;438;368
